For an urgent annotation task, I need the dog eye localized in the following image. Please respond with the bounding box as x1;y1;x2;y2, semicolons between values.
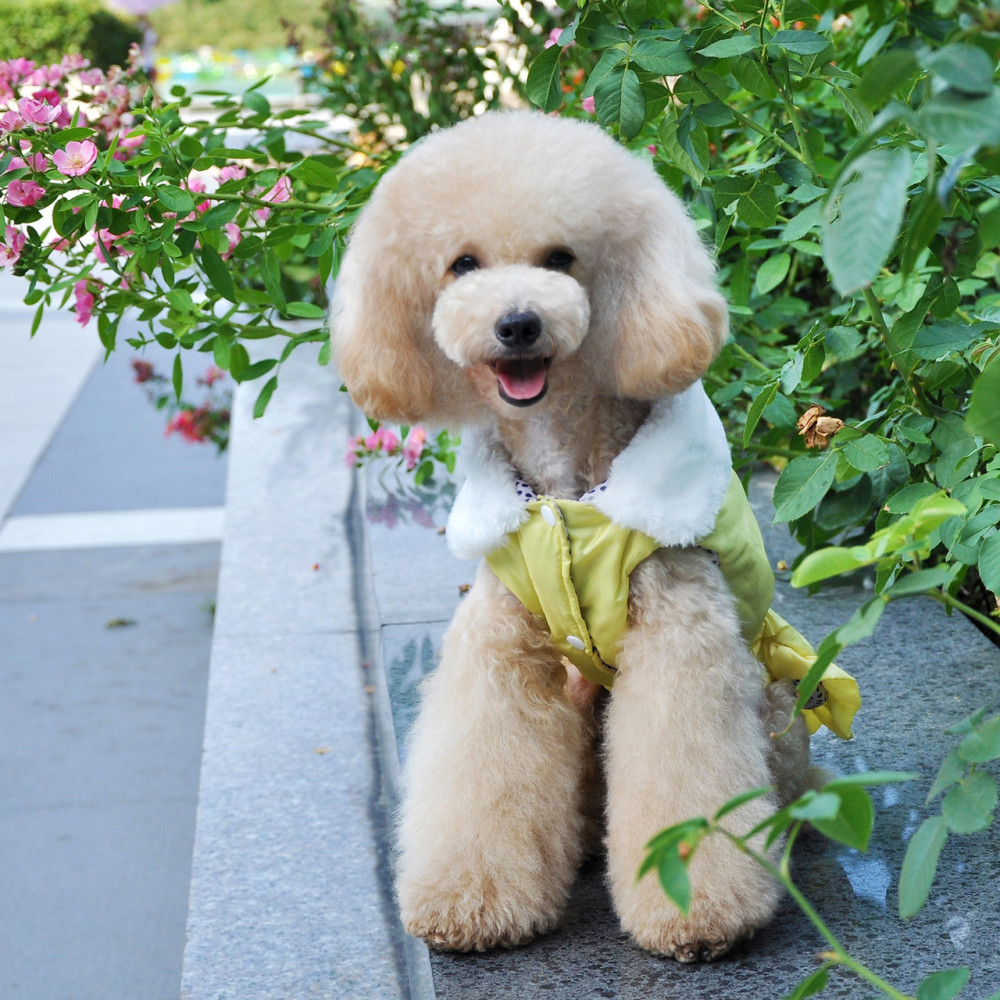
544;249;575;272
450;254;480;277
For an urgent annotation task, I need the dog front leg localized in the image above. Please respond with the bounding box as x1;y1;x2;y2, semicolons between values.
605;548;783;962
396;561;589;952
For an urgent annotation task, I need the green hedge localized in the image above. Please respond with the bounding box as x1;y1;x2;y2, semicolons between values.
0;0;141;69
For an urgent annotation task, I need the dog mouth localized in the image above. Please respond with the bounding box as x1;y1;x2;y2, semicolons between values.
491;356;552;407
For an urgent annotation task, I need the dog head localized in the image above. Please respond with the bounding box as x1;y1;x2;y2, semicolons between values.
332;112;728;424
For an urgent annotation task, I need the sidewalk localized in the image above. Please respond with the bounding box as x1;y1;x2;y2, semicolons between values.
0;271;226;1000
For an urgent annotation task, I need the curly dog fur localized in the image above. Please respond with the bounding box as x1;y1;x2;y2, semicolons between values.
332;111;812;961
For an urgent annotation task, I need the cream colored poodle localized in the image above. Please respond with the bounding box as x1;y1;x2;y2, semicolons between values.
332;111;852;962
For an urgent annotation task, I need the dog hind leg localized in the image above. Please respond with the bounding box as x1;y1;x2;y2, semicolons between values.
396;561;589;952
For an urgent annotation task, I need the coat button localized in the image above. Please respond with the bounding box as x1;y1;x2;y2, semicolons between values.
540;504;558;527
566;635;585;650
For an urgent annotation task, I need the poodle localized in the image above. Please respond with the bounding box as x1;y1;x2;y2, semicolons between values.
331;111;859;962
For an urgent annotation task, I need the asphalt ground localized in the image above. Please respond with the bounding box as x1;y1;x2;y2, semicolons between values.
0;270;227;1000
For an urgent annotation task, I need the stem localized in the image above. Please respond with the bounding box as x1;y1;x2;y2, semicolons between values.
688;76;808;164
728;340;772;372
929;590;1000;638
762;57;817;179
718;828;915;1000
863;286;933;418
728;436;802;460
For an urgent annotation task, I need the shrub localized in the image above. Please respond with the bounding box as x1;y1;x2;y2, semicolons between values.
0;0;140;69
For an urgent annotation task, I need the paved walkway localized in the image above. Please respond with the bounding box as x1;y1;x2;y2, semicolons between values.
0;271;226;1000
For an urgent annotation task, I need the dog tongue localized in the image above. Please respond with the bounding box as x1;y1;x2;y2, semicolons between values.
495;358;547;401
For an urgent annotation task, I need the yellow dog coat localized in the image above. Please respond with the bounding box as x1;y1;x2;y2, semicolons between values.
446;384;860;740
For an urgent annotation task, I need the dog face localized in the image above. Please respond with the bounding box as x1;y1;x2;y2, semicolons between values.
332;112;728;424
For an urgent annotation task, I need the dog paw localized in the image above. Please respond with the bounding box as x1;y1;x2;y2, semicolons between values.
627;905;758;962
400;881;559;952
612;840;780;962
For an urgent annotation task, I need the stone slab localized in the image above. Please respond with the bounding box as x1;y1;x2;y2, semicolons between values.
0;546;217;1000
365;466;1000;999
181;346;413;1000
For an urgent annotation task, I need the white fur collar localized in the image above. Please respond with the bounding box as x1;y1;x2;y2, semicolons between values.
445;382;733;560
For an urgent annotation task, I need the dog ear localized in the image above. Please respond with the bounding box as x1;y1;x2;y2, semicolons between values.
600;190;729;399
331;223;439;424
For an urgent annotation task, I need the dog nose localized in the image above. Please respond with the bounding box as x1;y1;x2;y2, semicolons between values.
495;310;542;348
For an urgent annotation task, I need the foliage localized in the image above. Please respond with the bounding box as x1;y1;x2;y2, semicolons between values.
0;0;141;69
0;54;372;418
305;0;559;149
132;357;232;451
345;418;460;485
149;0;328;59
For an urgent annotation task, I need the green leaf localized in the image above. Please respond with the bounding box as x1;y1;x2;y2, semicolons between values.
228;342;250;381
259;250;287;312
526;45;563;113
918;90;1000;150
771;29;830;55
744;382;779;446
631;38;693;75
966;356;1000;446
979;532;1000;593
916;967;971;1000
841;435;890;473
922;44;995;96
212;335;231;370
755;252;791;294
158;185;196;215
780;966;829;1000
927;748;966;803
730;55;777;99
172;352;183;401
789;791;842;821
791;545;870;587
284;301;326;319
822;147;912;295
941;771;998;834
858;49;920;107
773;452;838;522
253;375;278;418
959;715;1000;765
737;181;778;228
833;596;886;646
883;566;954;598
657;846;692;914
713;785;774;821
659;116;705;184
595;67;646;140
243;90;271;116
899;815;948;918
808;784;874;851
699;35;760;58
200;244;237;303
201;201;240;228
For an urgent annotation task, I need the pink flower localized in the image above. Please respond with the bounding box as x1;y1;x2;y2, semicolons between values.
364;426;400;453
581;96;596;114
53;140;99;177
264;176;292;203
166;411;203;443
6;152;48;172
402;426;428;470
545;27;564;48
256;175;292;221
6;178;45;207
344;435;365;467
218;164;246;184
17;96;62;126
73;279;95;325
0;110;23;133
200;365;226;387
0;225;26;267
221;222;242;260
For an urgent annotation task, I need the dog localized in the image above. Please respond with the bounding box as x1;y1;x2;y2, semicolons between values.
331;111;858;962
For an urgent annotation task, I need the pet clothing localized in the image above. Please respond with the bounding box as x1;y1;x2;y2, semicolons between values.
446;383;861;739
